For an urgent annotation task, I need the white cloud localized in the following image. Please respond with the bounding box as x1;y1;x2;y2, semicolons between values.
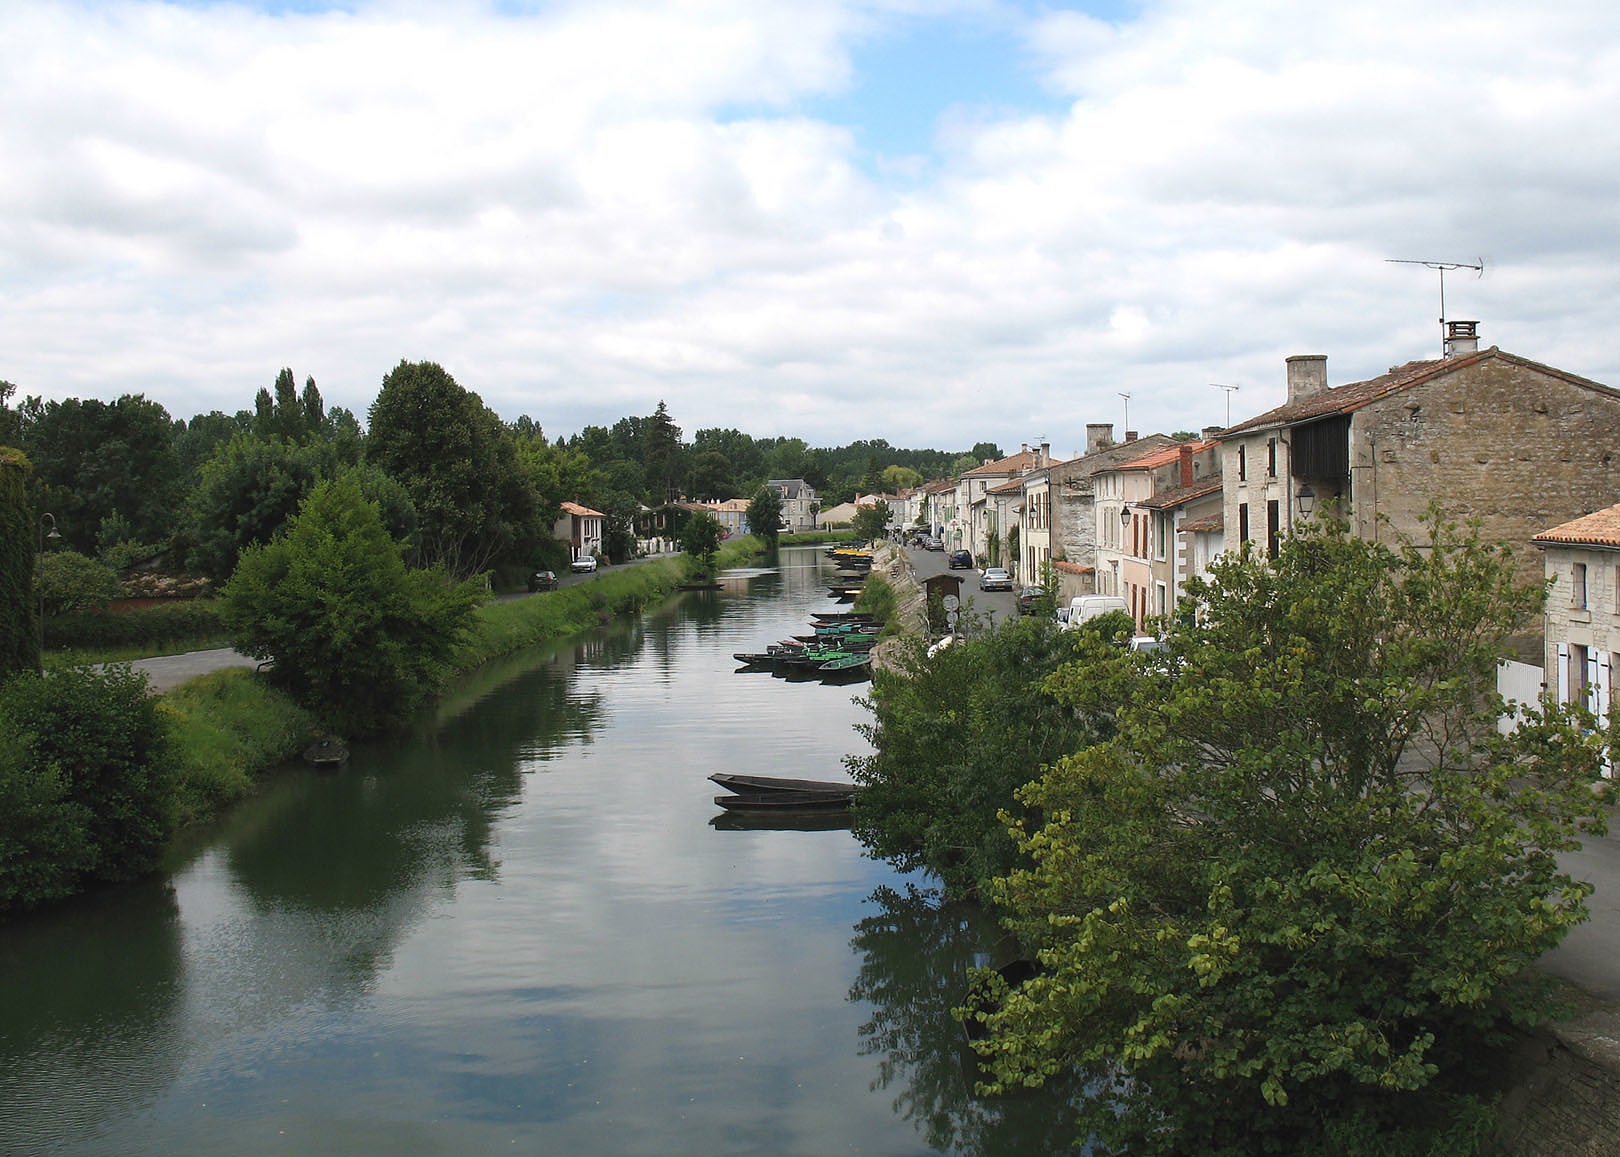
3;0;1619;451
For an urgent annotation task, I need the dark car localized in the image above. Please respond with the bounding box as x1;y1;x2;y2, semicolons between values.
528;570;560;592
947;549;973;569
1016;585;1045;615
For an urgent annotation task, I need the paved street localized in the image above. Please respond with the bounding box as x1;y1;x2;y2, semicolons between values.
900;541;1021;629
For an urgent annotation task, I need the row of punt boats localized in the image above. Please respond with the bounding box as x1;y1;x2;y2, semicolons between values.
732;611;880;680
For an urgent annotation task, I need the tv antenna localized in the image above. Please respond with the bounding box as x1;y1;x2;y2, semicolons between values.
1118;392;1132;434
1210;383;1240;426
1386;257;1485;355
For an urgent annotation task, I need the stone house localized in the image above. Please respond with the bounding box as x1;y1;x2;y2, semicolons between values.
1534;505;1620;771
1099;439;1222;628
767;478;819;533
959;446;1050;564
1219;322;1620;645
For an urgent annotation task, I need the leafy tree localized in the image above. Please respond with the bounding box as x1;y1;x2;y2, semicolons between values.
849;615;1102;895
680;510;723;579
692;427;765;483
0;446;36;679
643;400;685;505
853;501;892;543
218;474;485;735
973;514;1608;1153
0;380;20;445
185;434;321;581
35;550;122;616
687;450;734;501
15;393;182;553
599;491;641;564
883;465;924;491
0;664;178;894
747;485;784;547
366;361;538;579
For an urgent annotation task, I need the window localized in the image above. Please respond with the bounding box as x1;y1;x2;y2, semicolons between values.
1238;502;1249;544
1266;500;1280;559
1571;643;1591;707
1238;445;1247;481
1573;562;1588;609
1267;438;1277;478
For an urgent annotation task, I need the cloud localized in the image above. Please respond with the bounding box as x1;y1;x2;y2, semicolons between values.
3;0;1619;453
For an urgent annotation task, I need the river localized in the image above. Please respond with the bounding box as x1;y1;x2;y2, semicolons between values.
0;547;1080;1155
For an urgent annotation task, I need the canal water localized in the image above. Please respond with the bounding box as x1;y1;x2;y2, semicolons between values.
0;548;1079;1155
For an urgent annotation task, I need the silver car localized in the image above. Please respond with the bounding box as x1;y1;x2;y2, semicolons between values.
979;567;1013;592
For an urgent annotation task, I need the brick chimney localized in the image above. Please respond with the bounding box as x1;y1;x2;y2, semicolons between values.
1086;423;1114;454
1179;444;1194;488
1444;320;1479;357
1286;355;1328;403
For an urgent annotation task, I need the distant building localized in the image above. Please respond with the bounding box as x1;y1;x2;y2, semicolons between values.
768;478;819;532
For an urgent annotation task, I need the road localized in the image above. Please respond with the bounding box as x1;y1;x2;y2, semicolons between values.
900;542;1021;629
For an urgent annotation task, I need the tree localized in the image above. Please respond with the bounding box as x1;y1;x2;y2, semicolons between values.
366;361;538;579
15;393;182;553
687;450;735;501
849;615;1102;895
972;514;1608;1153
680;510;723;579
218;474;485;735
599;491;641;564
643;400;685;505
0;446;36;679
853;501;892;543
185;434;322;581
747;485;784;547
34;550;122;616
883;465;924;491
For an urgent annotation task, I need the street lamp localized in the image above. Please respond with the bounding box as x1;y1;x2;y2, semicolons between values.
38;513;60;668
1296;485;1315;520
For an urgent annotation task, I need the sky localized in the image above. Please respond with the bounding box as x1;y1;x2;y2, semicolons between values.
4;0;1619;457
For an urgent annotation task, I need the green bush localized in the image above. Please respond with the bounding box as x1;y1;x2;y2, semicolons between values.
35;550;123;615
0;665;178;912
46;600;223;655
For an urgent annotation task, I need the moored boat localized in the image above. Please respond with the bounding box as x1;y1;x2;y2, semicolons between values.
710;772;859;795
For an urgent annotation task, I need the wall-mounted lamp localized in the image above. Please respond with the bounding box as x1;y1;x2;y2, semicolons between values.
1296;485;1315;519
1120;505;1133;526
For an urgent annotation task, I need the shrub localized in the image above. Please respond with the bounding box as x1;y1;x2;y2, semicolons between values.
35;550;125;615
0;665;178;909
46;600;224;655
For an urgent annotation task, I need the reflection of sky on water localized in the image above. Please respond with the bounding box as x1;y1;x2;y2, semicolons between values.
1;550;1067;1154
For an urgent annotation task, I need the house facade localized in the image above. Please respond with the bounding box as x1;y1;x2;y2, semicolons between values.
555;500;605;561
1220;323;1620;618
1534;505;1620;773
768;478;820;533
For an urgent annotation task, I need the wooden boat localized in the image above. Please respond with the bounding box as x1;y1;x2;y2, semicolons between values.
818;652;872;673
303;737;350;768
710;773;859;795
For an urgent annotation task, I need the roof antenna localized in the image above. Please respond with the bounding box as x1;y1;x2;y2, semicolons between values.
1210;383;1240;427
1386;257;1485;356
1118;392;1132;435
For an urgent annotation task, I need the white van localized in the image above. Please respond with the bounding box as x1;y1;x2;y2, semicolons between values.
1060;594;1129;630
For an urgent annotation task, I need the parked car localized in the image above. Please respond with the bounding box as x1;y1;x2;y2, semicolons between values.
979;567;1013;592
528;569;559;592
947;549;973;569
570;554;599;573
923;536;944;551
1016;585;1045;614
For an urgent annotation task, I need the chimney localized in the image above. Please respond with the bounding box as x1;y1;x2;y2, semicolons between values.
1040;441;1050;464
1086;423;1114;454
1444;320;1479;357
1125;431;1138;442
1201;425;1223;440
1179;444;1194;488
1286;355;1328;403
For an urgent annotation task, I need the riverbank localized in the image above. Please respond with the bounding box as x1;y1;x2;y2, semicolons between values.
152;538;762;831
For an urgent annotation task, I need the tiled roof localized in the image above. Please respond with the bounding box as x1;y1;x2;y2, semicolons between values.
962;449;1043;476
987;477;1024;495
1053;560;1094;575
1119;440;1216;471
560;501;603;517
1178;513;1224;534
1222;348;1619;437
1533;504;1620;549
1140;478;1224;511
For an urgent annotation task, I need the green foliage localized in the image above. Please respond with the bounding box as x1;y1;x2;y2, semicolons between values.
974;514;1608;1153
852;502;892;543
0;446;36;679
367;360;538;579
218;473;486;736
15;392;182;553
680;510;724;578
35;550;122;615
746;485;784;546
0;665;178;911
849;614;1101;895
851;572;898;630
159;670;315;826
45;600;223;656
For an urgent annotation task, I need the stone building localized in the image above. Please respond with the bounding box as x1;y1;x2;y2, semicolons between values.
1220;322;1620;612
1534;504;1620;769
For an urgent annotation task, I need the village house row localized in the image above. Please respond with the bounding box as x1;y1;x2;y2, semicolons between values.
862;321;1620;747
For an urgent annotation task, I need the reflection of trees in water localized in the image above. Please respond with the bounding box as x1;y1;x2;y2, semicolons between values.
848;883;1085;1155
0;881;185;1148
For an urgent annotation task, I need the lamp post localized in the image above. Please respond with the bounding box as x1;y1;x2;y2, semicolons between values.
1296;485;1315;520
38;513;60;669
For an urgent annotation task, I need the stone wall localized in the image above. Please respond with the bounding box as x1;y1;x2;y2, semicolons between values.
1492;1010;1620;1155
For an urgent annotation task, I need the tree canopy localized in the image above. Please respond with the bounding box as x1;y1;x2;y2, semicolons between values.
746;484;784;547
970;514;1608;1152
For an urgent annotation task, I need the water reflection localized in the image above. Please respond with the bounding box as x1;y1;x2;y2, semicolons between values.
849;884;1086;1154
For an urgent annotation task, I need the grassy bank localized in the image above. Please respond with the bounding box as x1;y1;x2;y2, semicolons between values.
157;538;764;829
